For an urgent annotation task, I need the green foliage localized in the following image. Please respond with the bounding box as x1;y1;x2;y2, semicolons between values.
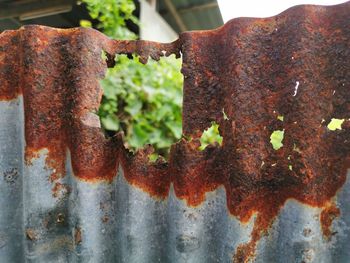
99;55;183;155
81;0;183;156
80;0;137;39
199;122;223;150
270;129;284;150
277;115;284;121
327;118;344;131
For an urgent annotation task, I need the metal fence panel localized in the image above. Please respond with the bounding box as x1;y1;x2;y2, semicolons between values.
0;2;349;263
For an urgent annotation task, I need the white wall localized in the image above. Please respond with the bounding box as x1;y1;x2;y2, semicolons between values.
139;0;178;42
218;0;349;22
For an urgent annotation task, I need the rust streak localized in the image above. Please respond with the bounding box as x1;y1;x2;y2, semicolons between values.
74;227;82;245
320;202;341;240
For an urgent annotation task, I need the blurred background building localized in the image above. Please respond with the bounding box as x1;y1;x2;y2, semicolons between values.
0;0;223;42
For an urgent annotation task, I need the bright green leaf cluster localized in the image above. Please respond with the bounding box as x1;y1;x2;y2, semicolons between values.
99;55;183;156
199;122;223;150
81;0;183;157
80;0;138;39
81;0;222;157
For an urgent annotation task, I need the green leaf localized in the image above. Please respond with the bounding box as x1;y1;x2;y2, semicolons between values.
82;0;184;156
125;98;142;116
101;114;120;131
199;122;223;150
270;130;284;150
166;121;182;139
327;118;344;131
80;19;92;28
128;124;149;148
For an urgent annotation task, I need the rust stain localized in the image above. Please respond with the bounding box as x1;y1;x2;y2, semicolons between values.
25;228;38;241
74;227;82;245
52;182;71;198
0;2;349;262
0;30;21;100
102;216;109;223
320;202;341;240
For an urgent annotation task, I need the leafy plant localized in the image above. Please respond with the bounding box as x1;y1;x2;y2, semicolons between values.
99;55;183;156
81;0;223;157
80;0;183;157
80;0;137;40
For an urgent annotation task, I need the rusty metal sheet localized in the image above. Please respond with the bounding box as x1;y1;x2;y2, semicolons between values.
0;2;349;263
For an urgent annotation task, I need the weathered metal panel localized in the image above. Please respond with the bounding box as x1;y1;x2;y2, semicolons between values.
0;2;349;263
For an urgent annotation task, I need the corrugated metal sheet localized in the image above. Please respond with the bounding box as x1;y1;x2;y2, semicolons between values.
0;2;349;263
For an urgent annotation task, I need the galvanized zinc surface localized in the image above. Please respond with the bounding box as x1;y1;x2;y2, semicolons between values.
0;2;349;263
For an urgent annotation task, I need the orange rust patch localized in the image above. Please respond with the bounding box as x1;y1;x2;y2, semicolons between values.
234;242;255;263
233;213;272;263
0;3;349;262
52;182;71;199
0;30;22;100
74;227;82;245
320;202;341;240
25;228;38;241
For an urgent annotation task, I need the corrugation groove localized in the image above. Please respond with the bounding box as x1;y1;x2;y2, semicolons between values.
0;2;349;263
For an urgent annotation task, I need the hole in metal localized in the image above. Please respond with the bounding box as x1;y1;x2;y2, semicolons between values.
199;122;223;151
98;53;183;159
